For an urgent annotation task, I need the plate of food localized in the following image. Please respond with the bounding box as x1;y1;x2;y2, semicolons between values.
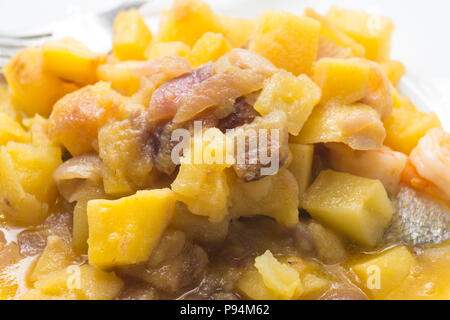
0;0;448;301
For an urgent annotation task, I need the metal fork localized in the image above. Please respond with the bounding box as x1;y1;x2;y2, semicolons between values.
0;1;144;68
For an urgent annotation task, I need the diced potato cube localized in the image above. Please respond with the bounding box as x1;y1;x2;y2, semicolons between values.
303;170;393;247
250;10;320;76
288;143;314;207
49;81;128;156
304;8;365;58
313;58;370;104
33;264;123;300
0;142;62;225
294;103;386;150
145;41;191;59
157;0;224;47
0;112;29;146
254;70;321;135
238;269;280;300
189;32;231;67
171;128;232;222
3;47;78;117
219;15;256;48
170;203;230;245
113;9;152;60
87;189;176;268
43;37;104;84
254;250;302;299
381;60;406;86
98;119;154;197
28;236;75;283
326;6;394;62
384;103;441;154
349;246;416;299
172;164;230;223
228;169;299;227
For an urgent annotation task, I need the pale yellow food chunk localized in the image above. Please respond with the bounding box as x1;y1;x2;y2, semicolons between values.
3;47;78;117
294;103;386;150
98;119;154;197
238;269;280;300
189;32;231;67
303;170;393;247
313;58;370;104
254;250;302;299
384;100;441;154
172;163;230;223
381;60;406;86
250;10;320;76
326;6;394;62
145;41;191;59
28;236;75;283
228;169;299;227
113;9;152;60
0;142;61;225
171;203;230;245
0;112;29;146
254;70;321;136
171;128;232;222
49;81;128;156
43;37;104;84
157;0;224;47
349;246;416;299
219;15;256;48
30;265;123;300
87;189;176;268
288;143;314;207
304;8;365;58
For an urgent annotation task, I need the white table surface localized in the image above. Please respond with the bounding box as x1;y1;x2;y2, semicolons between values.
0;0;448;128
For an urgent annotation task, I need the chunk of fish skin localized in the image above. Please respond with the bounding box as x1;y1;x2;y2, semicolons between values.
383;185;450;246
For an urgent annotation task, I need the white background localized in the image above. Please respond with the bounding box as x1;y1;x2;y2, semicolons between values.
0;0;448;127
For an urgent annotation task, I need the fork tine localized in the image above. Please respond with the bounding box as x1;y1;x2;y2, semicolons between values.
0;36;50;49
0;32;52;40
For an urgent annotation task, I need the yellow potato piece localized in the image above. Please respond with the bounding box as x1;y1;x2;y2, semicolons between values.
381;60;406;86
145;41;191;59
113;9;152;61
384;101;441;154
31;264;123;300
288;143;314;208
313;58;370;104
303;170;393;247
43;37;104;84
228;169;299;227
250;10;320;76
219;15;256;48
254;250;302;300
0;112;29;146
254;70;321;136
304;8;365;58
294;103;386;150
326;6;394;62
189;32;231;67
28;236;75;283
3;47;78;117
0;142;61;225
49;81;128;156
87;189;176;268
349;246;416;299
157;0;224;47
